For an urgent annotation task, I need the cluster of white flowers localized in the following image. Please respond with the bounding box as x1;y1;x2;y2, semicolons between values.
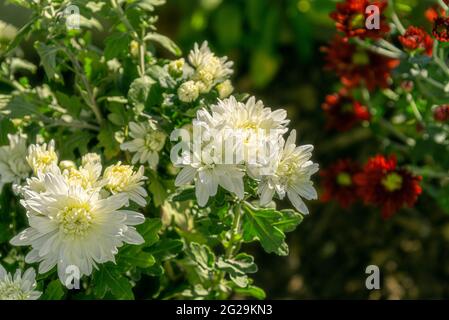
174;96;319;214
120;120;167;170
0;133;31;191
0;265;41;300
11;141;148;284
177;41;234;103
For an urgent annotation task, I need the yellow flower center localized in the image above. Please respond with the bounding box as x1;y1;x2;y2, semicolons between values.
336;172;352;186
0;282;28;300
57;203;93;237
145;131;166;152
352;51;370;66
381;172;403;192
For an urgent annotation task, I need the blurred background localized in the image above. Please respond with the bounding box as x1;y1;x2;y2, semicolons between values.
1;0;449;299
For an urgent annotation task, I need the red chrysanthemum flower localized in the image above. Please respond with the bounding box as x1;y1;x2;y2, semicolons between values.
322;36;400;91
354;155;422;219
322;91;371;131
320;159;361;208
433;16;449;42
425;2;448;22
433;104;449;122
399;26;434;56
330;0;390;39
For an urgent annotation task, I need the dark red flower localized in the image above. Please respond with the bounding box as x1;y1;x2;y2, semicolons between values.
322;91;371;131
322;36;400;91
433;16;449;42
330;0;390;39
321;159;361;208
433;105;449;122
354;155;422;219
399;26;434;56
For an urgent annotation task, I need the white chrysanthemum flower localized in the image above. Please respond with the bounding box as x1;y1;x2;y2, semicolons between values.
10;172;145;284
63;153;103;192
209;96;289;133
178;80;199;103
103;162;147;206
0;133;30;190
120;121;167;170
26;140;58;174
188;41;233;91
216;80;234;99
0;265;41;300
174;127;244;206
196;96;289;173
81;153;102;167
258;130;319;214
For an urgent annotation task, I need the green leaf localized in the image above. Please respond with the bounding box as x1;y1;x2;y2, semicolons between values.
57;130;93;159
272;209;303;233
104;33;131;61
172;187;196;202
130;0;166;12
217;253;258;288
241;202;289;256
137;218;162;246
93;264;134;300
119;249;156;268
0;118;15;146
144;33;181;56
148;171;169;207
187;242;215;271
128;76;155;112
98;123;120;159
55;91;83;117
41;280;65;300
146;238;183;261
35;43;62;81
4;17;36;55
233;284;266;300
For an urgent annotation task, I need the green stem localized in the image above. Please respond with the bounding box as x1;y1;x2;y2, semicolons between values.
389;0;406;34
225;203;243;259
406;93;423;122
111;0;146;77
354;38;405;59
438;0;449;11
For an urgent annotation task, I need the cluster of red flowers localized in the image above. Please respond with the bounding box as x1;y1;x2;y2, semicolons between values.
330;0;390;39
322;90;370;131
399;26;434;56
321;156;422;219
322;36;399;92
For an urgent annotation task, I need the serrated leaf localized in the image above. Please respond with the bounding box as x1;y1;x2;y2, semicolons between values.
148;171;168;207
98;123;120;159
128;76;155;111
146;238;183;261
233;284;266;300
41;280;65;300
130;0;166;11
119;250;156;268
137;218;162;246
144;33;181;56
35;43;62;81
94;265;134;300
241;202;288;256
104;33;131;61
0;118;15;146
172;187;196;202
187;242;215;271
